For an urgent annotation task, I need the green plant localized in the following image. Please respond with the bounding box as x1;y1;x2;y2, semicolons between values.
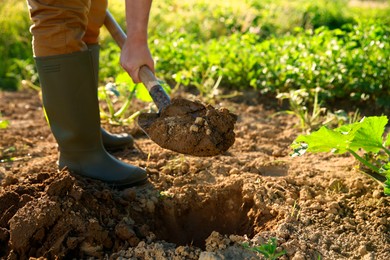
98;82;140;125
160;155;190;175
158;190;175;199
276;88;327;132
148;20;389;112
290;200;301;220
0;113;9;129
173;65;240;103
3;0;389;115
0;146;16;163
243;237;286;260
301;0;355;30
291;116;390;195
98;69;171;125
276;88;360;132
0;0;33;90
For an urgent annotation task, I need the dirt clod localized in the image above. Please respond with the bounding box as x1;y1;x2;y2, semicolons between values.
138;98;237;156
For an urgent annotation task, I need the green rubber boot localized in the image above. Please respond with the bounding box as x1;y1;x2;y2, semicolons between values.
88;44;134;150
35;50;147;188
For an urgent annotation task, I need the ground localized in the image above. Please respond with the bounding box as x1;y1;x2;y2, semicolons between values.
0;88;389;260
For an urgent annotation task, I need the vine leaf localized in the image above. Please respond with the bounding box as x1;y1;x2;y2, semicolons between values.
349;116;388;153
292;126;351;155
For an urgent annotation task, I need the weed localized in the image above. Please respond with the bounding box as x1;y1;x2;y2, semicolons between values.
276;88;326;132
290;200;301;220
243;237;286;260
98;82;140;125
327;179;346;195
0;146;16;162
276;88;361;132
158;190;175;199
160;155;190;175
0;113;9;129
174;65;241;103
21;80;40;92
292;116;390;195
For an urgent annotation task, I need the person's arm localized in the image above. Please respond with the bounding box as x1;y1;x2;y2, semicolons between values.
120;0;154;83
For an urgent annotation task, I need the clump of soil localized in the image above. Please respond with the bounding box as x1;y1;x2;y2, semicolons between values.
1;89;389;259
138;98;237;157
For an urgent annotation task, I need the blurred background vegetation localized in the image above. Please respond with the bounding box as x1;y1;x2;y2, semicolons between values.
0;0;389;112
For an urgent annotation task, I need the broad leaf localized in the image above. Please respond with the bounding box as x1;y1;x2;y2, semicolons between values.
136;84;153;102
115;72;153;102
293;126;351;154
115;72;137;92
349;116;387;153
334;120;361;135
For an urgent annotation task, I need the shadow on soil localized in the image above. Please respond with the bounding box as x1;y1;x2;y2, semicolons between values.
151;180;277;249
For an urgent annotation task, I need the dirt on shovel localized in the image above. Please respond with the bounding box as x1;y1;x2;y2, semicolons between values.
138;98;237;157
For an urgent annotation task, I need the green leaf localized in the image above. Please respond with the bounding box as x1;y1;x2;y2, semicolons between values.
0;119;9;129
293;126;351;154
384;174;390;196
381;162;390;196
136;84;153;102
115;72;131;84
334;120;361;135
349;116;388;153
115;72;137;92
385;176;390;196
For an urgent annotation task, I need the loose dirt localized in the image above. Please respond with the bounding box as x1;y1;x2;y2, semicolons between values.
0;88;389;259
138;98;237;157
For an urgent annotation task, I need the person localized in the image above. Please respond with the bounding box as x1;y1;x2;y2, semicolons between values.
26;0;154;188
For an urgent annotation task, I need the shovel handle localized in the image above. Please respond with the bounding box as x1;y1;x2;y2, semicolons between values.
104;10;126;48
104;10;170;111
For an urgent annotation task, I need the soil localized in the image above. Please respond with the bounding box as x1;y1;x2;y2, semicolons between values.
138;98;237;157
0;88;389;260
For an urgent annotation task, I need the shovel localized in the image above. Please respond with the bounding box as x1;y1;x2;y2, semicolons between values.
104;10;170;112
104;10;237;156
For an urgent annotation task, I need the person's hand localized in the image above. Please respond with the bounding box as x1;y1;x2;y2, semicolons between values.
120;38;154;83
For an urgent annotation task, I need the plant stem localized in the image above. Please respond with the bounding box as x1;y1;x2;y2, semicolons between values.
347;148;385;186
348;149;380;172
126;110;141;122
114;89;135;118
382;145;390;157
103;88;116;117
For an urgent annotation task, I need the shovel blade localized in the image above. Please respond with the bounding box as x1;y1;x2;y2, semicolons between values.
137;98;237;157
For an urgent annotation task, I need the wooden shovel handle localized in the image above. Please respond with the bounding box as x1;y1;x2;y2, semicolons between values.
104;10;126;48
103;10;157;87
104;10;170;111
138;66;160;92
